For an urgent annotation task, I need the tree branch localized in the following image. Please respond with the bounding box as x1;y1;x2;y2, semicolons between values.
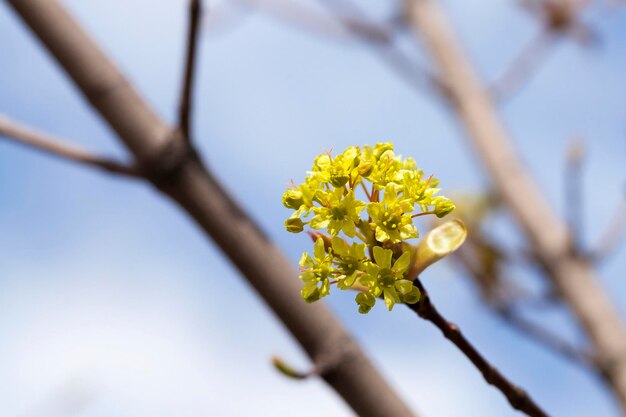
249;0;443;97
495;304;595;367
178;0;202;141
235;0;391;43
313;0;443;97
0;114;140;177
453;241;594;368
495;0;596;104
5;1;418;416
405;0;626;410
489;29;556;103
407;278;550;417
564;138;586;253
591;193;626;262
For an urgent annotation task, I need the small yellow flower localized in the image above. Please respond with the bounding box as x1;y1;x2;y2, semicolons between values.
282;143;458;313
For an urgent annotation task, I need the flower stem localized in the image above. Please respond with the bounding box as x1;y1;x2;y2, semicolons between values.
408;278;550;417
411;210;436;218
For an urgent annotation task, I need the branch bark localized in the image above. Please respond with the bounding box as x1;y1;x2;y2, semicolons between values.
0;114;140;177
592;196;626;262
495;305;595;367
178;0;202;141
489;29;555;103
236;0;391;43
405;0;626;409
407;279;550;417
315;0;441;97
4;1;417;416
453;240;594;368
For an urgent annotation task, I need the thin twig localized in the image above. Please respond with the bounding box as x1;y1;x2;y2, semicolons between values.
0;114;140;177
495;304;595;367
407;278;550;417
565;138;586;253
178;0;202;141
492;0;596;103
591;194;626;261
235;0;391;42
522;0;594;43
248;0;443;95
454;238;593;367
489;29;556;103
313;0;443;96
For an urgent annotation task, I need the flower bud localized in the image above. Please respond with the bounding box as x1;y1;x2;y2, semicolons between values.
402;287;421;304
272;357;309;380
373;142;394;158
357;161;373;177
282;189;304;209
285;218;305;233
329;173;349;188
435;200;455;218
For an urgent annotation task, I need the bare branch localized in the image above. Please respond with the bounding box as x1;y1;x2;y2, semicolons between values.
565;138;586;253
245;0;442;96
236;0;391;42
407;278;550;417
315;0;443;97
592;193;626;261
495;305;595;367
0;114;140;177
405;0;626;409
492;0;596;103
178;0;202;141
521;0;594;43
5;1;418;416
489;29;556;103
453;240;593;367
450;229;595;368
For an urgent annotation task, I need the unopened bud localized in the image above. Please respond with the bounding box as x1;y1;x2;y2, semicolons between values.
410;219;467;277
282;189;304;209
357;161;373;177
285;218;305;233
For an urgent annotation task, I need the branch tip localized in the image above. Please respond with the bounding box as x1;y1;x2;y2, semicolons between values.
272;356;317;380
178;0;203;142
0;114;140;178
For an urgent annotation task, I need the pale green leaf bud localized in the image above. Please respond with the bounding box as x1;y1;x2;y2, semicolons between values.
411;219;467;277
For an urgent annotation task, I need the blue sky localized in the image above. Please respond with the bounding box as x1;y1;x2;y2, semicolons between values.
0;0;625;416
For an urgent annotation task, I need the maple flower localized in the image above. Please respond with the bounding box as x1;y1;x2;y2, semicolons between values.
367;184;418;243
357;247;419;312
330;237;367;290
299;237;335;303
282;143;459;313
310;189;365;237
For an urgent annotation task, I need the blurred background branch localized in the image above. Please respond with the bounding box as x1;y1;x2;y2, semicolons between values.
0;114;140;177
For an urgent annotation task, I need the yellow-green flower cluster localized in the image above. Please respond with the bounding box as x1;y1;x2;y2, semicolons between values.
283;143;455;313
